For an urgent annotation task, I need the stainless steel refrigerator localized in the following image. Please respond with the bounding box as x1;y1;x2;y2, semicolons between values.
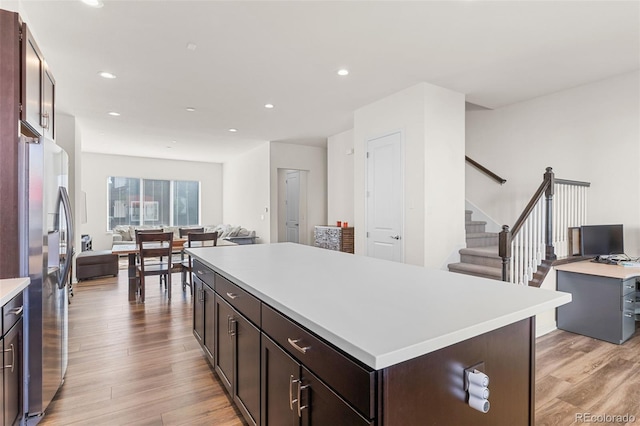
18;134;74;422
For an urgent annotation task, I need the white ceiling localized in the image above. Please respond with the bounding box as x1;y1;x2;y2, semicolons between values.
16;0;640;163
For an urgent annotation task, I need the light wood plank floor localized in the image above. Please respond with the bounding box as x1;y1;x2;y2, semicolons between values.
39;271;640;425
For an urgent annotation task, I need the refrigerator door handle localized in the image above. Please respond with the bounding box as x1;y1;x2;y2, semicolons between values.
56;186;74;289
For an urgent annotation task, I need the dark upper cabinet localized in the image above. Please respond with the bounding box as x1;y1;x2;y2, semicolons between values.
42;63;55;140
21;23;55;139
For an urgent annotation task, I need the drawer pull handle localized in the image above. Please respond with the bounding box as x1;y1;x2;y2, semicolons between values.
297;381;309;417
625;299;635;303
196;270;204;275
4;344;14;373
226;292;238;299
624;312;634;318
289;375;298;410
9;306;23;316
626;284;635;289
288;338;310;354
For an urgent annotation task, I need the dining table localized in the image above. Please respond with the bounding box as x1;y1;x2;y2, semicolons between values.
112;238;237;301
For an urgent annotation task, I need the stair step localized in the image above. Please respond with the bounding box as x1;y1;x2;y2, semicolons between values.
459;246;502;268
465;220;487;234
466;232;498;248
447;262;502;280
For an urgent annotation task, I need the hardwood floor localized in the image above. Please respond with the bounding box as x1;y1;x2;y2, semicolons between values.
535;328;640;425
39;272;245;426
39;270;640;425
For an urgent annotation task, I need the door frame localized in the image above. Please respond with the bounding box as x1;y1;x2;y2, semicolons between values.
364;130;405;262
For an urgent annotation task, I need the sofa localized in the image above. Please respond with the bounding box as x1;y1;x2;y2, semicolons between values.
112;224;257;246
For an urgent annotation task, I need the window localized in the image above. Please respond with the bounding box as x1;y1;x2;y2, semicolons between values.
107;177;200;230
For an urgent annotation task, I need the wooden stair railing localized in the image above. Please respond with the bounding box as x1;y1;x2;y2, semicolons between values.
465;156;506;185
499;167;590;286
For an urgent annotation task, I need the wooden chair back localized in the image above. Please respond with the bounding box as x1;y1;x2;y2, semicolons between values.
179;227;205;238
136;231;173;270
187;231;218;248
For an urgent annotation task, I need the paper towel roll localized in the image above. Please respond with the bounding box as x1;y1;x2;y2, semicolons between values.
468;394;490;413
468;370;489;387
468;383;490;399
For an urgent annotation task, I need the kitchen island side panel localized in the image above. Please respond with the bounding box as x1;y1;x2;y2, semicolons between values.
382;318;534;426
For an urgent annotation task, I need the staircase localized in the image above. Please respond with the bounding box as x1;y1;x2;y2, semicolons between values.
448;210;502;280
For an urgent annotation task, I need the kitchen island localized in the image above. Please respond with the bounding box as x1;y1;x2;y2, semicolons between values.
187;243;570;425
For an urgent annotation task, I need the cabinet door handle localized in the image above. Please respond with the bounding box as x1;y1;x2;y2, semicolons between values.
625;298;635;304
227;316;236;336
196;270;204;275
42;112;49;130
625;284;635;289
226;292;238;299
289;375;298;410
287;338;310;354
297;381;309;418
624;312;634;318
9;306;23;316
4;344;14;373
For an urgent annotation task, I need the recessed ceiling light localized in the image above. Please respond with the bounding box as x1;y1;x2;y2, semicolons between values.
337;69;349;76
166;146;174;149
99;71;116;79
228;128;238;132
108;111;120;116
186;43;197;51
186;107;196;112
81;0;104;8
171;140;177;144
264;103;274;109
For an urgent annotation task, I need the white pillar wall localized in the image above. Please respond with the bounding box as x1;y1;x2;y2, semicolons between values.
353;82;466;269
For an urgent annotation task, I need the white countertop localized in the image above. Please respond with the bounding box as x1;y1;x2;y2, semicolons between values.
187;243;571;370
0;277;30;306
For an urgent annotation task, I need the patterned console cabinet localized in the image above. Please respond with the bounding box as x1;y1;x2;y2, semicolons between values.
314;226;354;253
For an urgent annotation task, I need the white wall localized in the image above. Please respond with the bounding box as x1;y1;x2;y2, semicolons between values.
467;71;640;256
269;142;327;246
82;152;223;251
223;142;271;243
327;129;354;226
354;82;466;268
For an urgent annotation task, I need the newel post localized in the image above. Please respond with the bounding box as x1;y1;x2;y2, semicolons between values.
544;167;557;261
498;225;511;282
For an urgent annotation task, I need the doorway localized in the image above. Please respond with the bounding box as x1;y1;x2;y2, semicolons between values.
365;131;404;262
277;169;308;244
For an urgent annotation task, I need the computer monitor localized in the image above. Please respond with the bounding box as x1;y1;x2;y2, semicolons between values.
580;224;624;256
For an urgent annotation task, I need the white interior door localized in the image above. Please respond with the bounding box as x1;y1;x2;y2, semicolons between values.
285;170;300;243
366;132;403;262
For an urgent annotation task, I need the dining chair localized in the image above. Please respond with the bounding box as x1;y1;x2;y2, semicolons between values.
136;231;174;302
181;231;218;293
178;227;204;238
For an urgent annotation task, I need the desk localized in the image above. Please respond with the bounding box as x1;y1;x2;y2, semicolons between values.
555;261;640;344
112;239;237;301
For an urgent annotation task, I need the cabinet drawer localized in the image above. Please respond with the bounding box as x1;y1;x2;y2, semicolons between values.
216;274;261;326
3;292;24;336
621;294;636;311
192;260;215;289
621;279;637;296
262;304;375;419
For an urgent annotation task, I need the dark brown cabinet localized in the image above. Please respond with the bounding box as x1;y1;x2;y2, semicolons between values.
261;335;370;426
215;295;261;426
2;292;24;426
3;319;22;426
192;275;215;363
21;22;55;139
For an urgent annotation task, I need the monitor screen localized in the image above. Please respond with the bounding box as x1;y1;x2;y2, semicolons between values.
580;224;624;256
